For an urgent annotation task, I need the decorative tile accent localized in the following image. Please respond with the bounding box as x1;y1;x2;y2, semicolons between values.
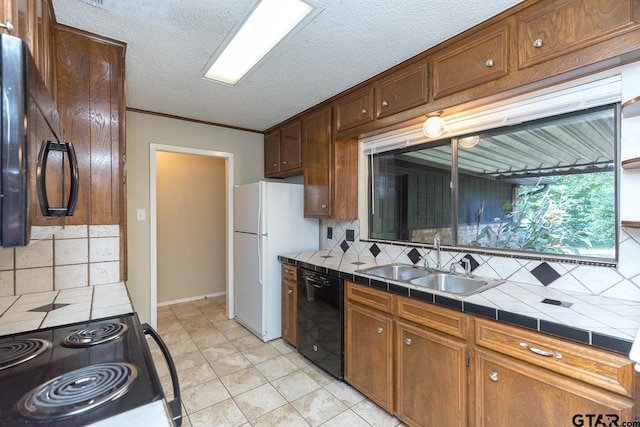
369;244;381;258
340;240;349;253
541;298;573;308
531;262;561;286
28;303;71;313
346;229;354;242
462;254;479;271
407;248;422;265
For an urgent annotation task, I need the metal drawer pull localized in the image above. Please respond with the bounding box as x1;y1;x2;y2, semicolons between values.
381;101;389;107
377;327;383;334
0;20;13;34
520;342;562;359
405;337;412;346
287;289;293;295
321;204;327;209
489;372;498;382
362;109;368;114
485;59;494;67
282;161;287;165
533;38;543;48
273;163;278;167
284;269;294;274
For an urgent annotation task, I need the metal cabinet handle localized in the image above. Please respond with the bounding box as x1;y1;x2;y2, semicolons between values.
37;141;79;217
520;342;562;359
405;337;412;345
287;289;293;295
533;38;543;48
362;109;368;114
489;372;499;382
282;161;287;165
485;59;494;67
273;163;278;167
377;327;383;334
284;269;294;274
381;101;389;107
0;20;13;34
321;204;327;209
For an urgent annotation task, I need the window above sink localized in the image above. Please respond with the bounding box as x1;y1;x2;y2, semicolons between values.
361;76;620;265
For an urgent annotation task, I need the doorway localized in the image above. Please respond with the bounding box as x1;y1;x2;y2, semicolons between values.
149;144;234;329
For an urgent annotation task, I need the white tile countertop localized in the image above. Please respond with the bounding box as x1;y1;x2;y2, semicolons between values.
0;282;133;336
281;250;640;355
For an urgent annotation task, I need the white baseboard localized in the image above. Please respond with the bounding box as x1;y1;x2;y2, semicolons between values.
158;291;226;307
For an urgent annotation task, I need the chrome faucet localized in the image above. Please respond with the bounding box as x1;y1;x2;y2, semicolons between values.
434;233;441;270
460;258;472;277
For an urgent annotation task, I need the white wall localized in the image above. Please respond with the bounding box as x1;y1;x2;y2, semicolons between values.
126;111;263;323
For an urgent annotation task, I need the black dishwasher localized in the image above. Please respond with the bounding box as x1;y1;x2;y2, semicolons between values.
297;267;344;379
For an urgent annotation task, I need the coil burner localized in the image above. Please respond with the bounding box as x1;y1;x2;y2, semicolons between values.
62;322;129;347
0;339;51;371
15;362;139;421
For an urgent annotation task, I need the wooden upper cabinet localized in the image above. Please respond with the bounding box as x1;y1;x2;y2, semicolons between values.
264;121;302;178
432;21;510;100
375;60;428;119
280;121;302;173
55;25;126;226
335;86;374;132
302;107;332;218
517;0;640;69
0;0;56;93
264;130;280;176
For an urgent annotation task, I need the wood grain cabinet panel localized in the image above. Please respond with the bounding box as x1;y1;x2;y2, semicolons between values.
264;130;280;176
517;0;640;69
281;264;297;347
474;317;636;398
345;298;395;412
335;87;374;132
280;121;302;173
475;349;635;426
432;22;510;99
375;60;428;119
396;320;467;427
55;25;125;226
302;107;332;218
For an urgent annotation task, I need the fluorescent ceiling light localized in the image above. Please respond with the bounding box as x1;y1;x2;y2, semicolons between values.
204;0;314;85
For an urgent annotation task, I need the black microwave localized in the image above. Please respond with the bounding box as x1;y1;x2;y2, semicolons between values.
0;34;78;247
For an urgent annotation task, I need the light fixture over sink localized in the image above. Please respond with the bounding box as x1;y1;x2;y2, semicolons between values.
422;112;446;138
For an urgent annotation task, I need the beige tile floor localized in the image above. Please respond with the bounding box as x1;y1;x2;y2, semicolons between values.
149;296;404;427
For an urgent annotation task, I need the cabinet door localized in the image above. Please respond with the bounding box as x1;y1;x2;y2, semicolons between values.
335;87;374;132
280;121;302;172
281;279;297;346
264;130;280;177
302;107;332;218
518;0;638;69
375;61;428;119
345;302;394;412
432;22;509;99
475;349;635;426
396;320;467;427
55;26;126;226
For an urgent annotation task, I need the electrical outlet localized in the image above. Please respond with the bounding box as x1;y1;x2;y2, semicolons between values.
346;229;355;241
327;227;333;239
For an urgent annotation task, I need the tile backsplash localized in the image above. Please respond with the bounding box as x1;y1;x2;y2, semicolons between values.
321;219;640;303
0;225;120;296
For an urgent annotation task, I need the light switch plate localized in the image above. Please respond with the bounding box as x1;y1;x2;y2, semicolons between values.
136;209;146;221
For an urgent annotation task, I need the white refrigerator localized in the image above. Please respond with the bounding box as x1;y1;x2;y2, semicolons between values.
234;181;319;342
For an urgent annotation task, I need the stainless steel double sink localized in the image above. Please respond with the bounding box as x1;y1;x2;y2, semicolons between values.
355;263;504;297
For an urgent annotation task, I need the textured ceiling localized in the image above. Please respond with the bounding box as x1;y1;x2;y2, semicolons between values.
52;0;523;132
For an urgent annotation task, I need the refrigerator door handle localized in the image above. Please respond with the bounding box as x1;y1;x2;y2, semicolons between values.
258;234;263;286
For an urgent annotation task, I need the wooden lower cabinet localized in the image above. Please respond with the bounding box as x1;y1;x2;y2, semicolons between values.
281;264;297;346
396;320;467;427
474;349;635;426
345;301;394;412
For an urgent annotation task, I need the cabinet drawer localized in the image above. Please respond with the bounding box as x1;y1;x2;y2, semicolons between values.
474;318;635;397
517;0;639;69
281;264;297;282
375;61;428;119
345;281;395;314
396;296;467;340
335;87;374;132
432;23;510;100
